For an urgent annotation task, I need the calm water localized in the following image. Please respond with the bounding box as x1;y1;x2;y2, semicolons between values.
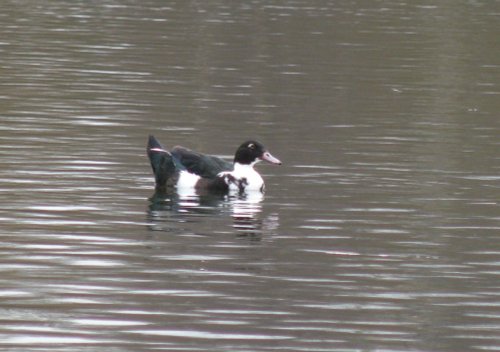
1;1;499;351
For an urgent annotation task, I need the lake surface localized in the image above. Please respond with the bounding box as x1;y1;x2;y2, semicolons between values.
1;1;499;351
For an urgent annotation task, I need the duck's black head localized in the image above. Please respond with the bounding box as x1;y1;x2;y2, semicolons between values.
234;141;282;166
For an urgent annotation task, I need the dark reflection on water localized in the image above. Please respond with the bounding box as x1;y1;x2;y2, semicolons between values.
148;190;276;239
0;0;499;351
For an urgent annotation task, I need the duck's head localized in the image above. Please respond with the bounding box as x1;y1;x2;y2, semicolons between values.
234;141;281;166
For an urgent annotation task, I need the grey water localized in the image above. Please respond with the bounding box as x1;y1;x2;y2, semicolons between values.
1;1;499;351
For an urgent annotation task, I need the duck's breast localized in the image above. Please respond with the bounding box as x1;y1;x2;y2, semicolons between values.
218;164;264;192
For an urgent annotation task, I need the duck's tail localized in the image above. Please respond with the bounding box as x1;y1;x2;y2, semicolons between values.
147;135;176;190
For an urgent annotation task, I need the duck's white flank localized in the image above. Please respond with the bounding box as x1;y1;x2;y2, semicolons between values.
176;162;265;192
176;170;201;189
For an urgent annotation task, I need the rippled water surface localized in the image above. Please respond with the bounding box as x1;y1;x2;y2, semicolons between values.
1;1;499;351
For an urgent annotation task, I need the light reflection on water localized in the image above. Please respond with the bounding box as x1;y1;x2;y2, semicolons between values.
148;190;278;239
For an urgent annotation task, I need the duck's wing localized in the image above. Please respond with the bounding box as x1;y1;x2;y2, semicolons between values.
171;146;233;179
147;135;176;190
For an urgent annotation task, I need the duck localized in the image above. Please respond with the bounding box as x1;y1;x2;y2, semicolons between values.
147;135;281;193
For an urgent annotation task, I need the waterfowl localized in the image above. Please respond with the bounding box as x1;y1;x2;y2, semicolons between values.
147;135;281;193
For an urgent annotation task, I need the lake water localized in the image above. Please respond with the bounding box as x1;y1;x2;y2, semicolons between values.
1;1;499;351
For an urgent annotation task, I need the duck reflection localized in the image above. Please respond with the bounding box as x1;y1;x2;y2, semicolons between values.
147;189;279;238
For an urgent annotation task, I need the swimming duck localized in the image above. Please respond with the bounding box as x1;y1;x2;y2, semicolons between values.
147;135;281;193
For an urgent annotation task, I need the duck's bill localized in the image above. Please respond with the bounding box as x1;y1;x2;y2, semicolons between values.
261;151;282;165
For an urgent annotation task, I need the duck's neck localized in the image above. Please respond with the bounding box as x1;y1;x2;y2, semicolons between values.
233;162;257;171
